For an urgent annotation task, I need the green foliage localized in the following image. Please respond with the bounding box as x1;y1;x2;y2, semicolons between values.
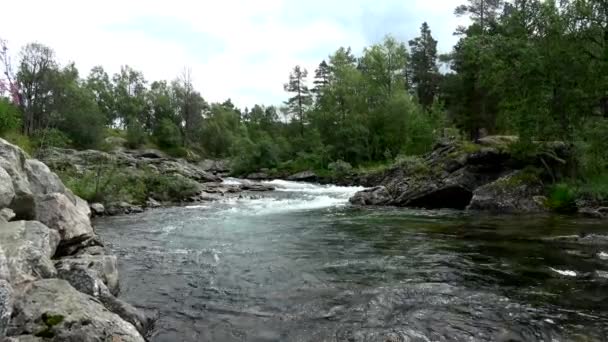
3;131;34;155
328;160;353;177
546;183;577;213
575;173;608;205
0;99;21;134
126;121;147;149
31;128;71;150
154;118;182;149
395;155;430;177
60;165;201;205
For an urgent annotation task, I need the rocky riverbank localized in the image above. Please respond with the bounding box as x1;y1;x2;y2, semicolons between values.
0;138;151;340
38;147;274;216
348;136;607;218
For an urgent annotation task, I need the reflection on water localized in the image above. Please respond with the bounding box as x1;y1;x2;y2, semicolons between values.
95;180;608;342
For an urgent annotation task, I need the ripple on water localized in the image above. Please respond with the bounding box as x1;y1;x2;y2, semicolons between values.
94;182;608;342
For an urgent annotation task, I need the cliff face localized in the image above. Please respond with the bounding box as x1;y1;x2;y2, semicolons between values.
0;138;149;341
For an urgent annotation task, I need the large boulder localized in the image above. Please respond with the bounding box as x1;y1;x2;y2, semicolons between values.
467;170;548;213
24;160;66;196
55;255;119;296
0;139;34;219
34;193;94;246
54;257;150;335
0;167;15;209
350;186;392;206
7;279;144;342
0;221;60;285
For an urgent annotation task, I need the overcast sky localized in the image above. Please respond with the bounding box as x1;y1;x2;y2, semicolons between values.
1;0;466;109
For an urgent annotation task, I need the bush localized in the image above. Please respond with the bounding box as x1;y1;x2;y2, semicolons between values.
395;155;430;176
546;183;577;213
328;159;353;177
0;99;21;135
126;122;147;149
3;131;34;155
154;118;182;149
60;165;202;205
31;128;72;150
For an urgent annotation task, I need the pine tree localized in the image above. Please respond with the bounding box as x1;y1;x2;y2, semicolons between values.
408;22;439;109
284;65;312;136
313;60;331;95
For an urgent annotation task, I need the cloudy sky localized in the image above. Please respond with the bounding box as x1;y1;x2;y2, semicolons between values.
1;0;466;108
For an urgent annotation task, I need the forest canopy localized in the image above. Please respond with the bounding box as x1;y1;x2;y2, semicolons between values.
0;0;606;180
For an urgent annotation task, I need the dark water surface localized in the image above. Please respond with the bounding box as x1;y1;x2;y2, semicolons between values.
95;180;608;342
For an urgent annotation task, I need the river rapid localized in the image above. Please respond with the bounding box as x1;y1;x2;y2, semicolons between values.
95;180;608;342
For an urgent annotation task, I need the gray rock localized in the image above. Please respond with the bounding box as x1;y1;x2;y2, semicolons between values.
0;279;12;337
89;203;105;216
65;189;92;219
3;335;44;341
350;186;392;206
7;279;144;342
24;160;65;196
55;265;149;336
0;221;60;284
288;171;317;182
55;255;119;296
467;170;547;213
145;198;161;208
34;193;94;245
198;159;230;173
246;172;269;180
0;139;34;219
136;149;165;159
0;209;15;224
0;167;15;209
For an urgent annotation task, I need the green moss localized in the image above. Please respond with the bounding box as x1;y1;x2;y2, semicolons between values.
42;313;64;326
34;313;64;338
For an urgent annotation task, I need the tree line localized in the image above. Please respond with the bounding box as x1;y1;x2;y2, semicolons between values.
0;0;606;180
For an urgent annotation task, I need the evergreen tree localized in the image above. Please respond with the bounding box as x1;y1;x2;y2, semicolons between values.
283;65;312;136
409;22;440;109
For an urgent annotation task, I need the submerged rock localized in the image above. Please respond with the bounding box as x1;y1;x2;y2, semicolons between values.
8;279;144;342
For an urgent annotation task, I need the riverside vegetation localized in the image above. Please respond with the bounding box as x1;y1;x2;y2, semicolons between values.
0;0;607;214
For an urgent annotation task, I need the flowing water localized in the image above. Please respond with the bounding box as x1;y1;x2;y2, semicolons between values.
95;180;608;342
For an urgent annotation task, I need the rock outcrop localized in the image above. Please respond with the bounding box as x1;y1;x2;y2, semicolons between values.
350;137;571;212
467;170;548;213
7;279;144;342
349;186;393;206
0;138;148;340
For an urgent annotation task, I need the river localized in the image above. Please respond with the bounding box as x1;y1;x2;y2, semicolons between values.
95;180;608;342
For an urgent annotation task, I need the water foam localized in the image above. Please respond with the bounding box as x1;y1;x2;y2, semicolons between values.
550;268;577;277
220;180;364;215
263;180;364;197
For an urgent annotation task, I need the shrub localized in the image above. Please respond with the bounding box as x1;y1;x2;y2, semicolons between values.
546;183;577;213
328;159;353;177
126;122;147;149
3;131;34;155
0;99;21;135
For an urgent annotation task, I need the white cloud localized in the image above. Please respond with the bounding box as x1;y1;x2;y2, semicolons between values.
0;0;466;108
